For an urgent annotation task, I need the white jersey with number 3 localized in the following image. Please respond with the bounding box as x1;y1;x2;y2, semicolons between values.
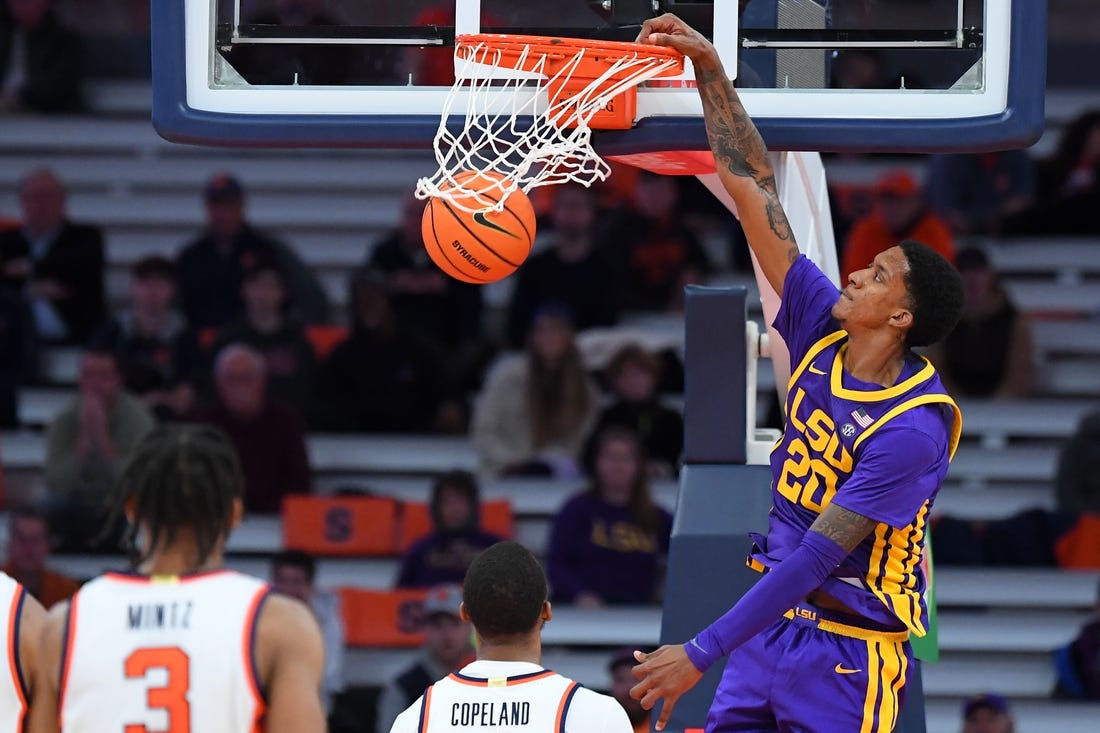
390;660;632;733
0;572;28;733
60;569;269;733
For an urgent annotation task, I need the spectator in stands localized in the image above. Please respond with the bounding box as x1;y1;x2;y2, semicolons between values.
601;171;711;312
506;183;618;348
313;268;456;432
395;471;503;589
609;647;651;733
91;256;199;421
927;151;1036;236
0;168;105;343
840;170;955;283
1055;409;1100;515
472;305;599;478
196;343;310;513
0;0;85;113
210;259;315;412
960;693;1014;733
270;549;344;714
1007;111;1100;235
375;584;475;733
0;287;34;427
586;343;683;478
1055;580;1100;700
546;427;673;606
925;247;1034;399
43;347;155;551
368;191;487;393
175;173;329;330
2;507;78;608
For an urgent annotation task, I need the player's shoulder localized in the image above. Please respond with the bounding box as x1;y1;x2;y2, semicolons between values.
565;686;633;733
388;696;423;733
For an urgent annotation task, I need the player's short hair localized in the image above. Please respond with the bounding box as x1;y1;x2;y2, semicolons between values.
108;424;243;567
272;549;316;583
463;541;547;641
899;239;964;347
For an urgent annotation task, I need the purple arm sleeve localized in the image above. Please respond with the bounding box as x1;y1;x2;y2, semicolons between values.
683;531;850;672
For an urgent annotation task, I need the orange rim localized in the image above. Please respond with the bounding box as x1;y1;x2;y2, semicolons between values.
455;33;684;80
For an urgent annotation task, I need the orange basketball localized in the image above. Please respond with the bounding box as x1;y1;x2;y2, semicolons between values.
421;170;536;284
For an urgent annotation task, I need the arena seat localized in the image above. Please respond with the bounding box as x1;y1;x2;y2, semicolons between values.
282;495;400;556
339;588;430;647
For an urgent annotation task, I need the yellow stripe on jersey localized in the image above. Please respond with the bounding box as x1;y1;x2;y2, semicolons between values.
830;346;937;402
864;508;930;638
787;330;848;393
852;394;962;460
876;641;903;733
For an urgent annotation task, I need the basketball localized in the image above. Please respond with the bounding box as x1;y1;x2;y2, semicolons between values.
420;170;536;284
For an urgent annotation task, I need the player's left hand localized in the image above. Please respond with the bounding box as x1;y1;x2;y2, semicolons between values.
630;645;703;731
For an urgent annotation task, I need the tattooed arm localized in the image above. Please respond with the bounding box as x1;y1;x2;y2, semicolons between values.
809;502;878;552
637;14;798;295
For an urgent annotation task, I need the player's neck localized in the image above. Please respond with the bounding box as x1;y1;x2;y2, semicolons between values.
137;543;224;578
842;332;906;387
476;637;542;666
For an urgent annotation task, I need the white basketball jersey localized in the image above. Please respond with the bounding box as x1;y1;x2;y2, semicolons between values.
60;569;269;733
0;572;28;733
395;660;632;733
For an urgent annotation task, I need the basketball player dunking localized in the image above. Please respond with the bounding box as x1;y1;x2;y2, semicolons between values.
1;570;46;732
29;425;326;733
629;14;966;733
389;541;632;733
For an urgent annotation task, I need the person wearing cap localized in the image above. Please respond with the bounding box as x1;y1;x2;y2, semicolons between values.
376;583;475;733
960;693;1014;733
175;172;329;331
389;541;632;733
840;170;955;283
925;247;1034;399
609;647;651;733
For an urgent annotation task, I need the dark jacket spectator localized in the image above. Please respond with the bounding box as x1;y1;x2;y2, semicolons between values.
2;508;79;608
0;168;105;343
313;269;451;433
0;288;34;427
925;248;1034;399
1057;583;1100;701
197;343;311;514
91;256;199;421
395;472;503;589
0;0;84;113
547;428;672;605
1056;410;1100;516
176;174;329;329
506;183;618;348
601;171;710;312
927;151;1035;236
587;344;683;477
210;260;316;412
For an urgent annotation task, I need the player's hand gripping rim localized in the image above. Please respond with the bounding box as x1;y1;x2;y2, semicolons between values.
630;645;704;731
635;13;721;70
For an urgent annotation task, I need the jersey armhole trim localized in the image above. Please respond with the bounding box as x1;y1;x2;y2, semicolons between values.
7;586;28;721
57;592;79;718
417;684;434;733
243;586;271;725
556;681;581;733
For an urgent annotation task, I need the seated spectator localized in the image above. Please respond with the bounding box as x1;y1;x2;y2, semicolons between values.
270;550;344;714
3;507;78;608
472;305;599;478
601;171;711;312
0;0;84;113
840;171;954;283
0;168;105;344
211;259;315;412
176;173;328;330
375;584;475;733
0;287;34;427
196;343;310;514
369;192;487;393
91;256;199;421
1055;580;1100;700
506;183;618;348
1055;410;1100;515
608;647;650;733
960;693;1014;733
546;427;673;606
314;269;455;433
395;471;503;589
587;344;683;477
925;248;1034;399
927;151;1035;236
43;347;155;551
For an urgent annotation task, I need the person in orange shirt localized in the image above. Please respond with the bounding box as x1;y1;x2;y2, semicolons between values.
3;508;79;609
841;171;955;283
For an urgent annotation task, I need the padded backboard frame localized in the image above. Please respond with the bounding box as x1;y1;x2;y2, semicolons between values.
152;0;1045;153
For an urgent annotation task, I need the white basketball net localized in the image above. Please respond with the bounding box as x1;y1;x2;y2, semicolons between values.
415;37;682;213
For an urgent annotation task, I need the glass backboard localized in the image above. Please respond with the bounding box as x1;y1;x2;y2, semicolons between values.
153;0;1045;153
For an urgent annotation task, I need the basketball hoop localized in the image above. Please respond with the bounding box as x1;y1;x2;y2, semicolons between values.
415;34;684;213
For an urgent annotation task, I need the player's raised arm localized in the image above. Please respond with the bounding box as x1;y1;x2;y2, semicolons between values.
255;593;327;733
637;14;797;296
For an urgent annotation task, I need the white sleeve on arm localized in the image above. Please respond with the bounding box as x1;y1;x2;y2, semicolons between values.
388;698;423;733
565;688;634;733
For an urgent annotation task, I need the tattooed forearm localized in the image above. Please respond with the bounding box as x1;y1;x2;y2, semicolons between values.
809;504;878;553
759;176;794;242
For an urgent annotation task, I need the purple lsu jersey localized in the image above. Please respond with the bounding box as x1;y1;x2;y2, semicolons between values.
751;257;962;638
